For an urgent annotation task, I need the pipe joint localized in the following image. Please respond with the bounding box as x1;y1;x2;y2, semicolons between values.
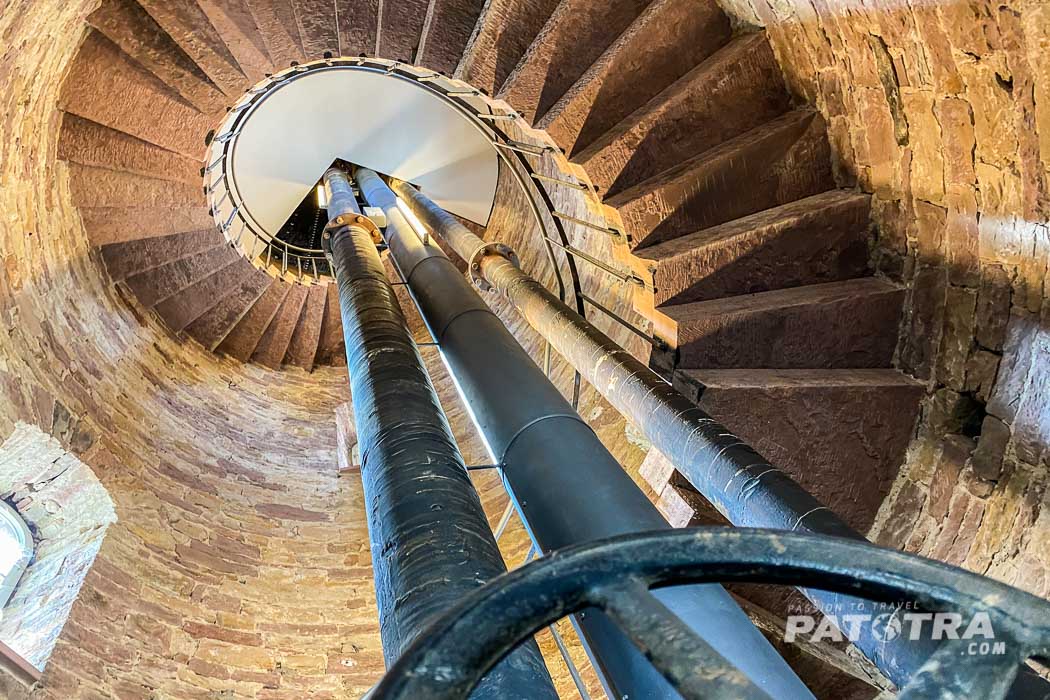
468;242;519;291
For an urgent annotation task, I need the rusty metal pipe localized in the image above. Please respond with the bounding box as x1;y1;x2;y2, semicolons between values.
321;169;556;699
366;170;814;700
389;178;963;691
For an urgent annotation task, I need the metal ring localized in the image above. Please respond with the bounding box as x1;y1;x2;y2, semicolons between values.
468;242;519;292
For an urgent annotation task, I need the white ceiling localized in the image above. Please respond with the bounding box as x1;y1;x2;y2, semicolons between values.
229;68;499;235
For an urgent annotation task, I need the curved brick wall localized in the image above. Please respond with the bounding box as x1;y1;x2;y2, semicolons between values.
0;2;645;697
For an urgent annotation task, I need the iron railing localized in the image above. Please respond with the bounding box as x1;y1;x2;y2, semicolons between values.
201;56;652;405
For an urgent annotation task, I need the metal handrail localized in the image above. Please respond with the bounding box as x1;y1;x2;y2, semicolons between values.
202;56;627;404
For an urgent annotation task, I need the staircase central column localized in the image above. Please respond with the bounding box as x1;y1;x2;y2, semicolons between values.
321;168;556;700
355;167;814;700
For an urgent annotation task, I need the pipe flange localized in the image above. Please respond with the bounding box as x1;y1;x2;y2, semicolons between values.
323;213;383;247
468;242;519;292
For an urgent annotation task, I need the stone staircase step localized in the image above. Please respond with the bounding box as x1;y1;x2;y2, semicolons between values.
538;0;730;157
497;0;652;124
135;0;248;96
637;190;872;307
87;0;228;113
610;109;835;250
665;368;924;533
58;115;202;184
218;282;291;361
252;285;310;368
59;32;214;159
658;278;904;370
196;0;274;82
284;284;328;370
68;164;203;209
573;32;791;199
455;0;562;96
290;0;340;58
154;258;255;331
101;229;225;281
416;0;487;76
379;0;430;64
186;269;273;350
316;283;347;366
244;0;307;68
80;207;214;246
124;245;239;308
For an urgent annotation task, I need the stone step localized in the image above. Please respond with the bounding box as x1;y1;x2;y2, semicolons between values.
538;0;730;157
637;190;872;308
154;258;256;331
100;229;225;281
497;0;652;124
68;164;203;209
135;0;248;96
315;283;347;366
572;32;791;199
290;0;340;58
79;206;214;246
196;0;274;82
58;114;201;184
379;0;430;64
284;284;328;370
244;0;307;68
59;32;215;159
252;285;310;368
658;277;904;370
455;0;562;96
415;0;487;76
186;268;274;350
217;282;291;361
87;0;228;113
643;369;924;534
610;109;835;250
123;245;240;308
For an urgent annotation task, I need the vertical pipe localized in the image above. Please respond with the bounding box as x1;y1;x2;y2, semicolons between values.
389;179;1050;697
358;168;814;700
322;169;556;699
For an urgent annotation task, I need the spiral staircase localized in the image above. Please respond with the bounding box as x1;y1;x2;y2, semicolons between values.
51;2;931;692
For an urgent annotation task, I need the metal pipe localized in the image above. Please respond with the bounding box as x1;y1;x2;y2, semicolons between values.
362;169;814;700
322;169;556;699
391;179;1050;697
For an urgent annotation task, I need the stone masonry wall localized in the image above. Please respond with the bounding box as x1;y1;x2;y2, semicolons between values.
712;0;1050;600
0;423;117;670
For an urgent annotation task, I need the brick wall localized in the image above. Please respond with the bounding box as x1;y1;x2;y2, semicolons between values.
0;423;117;670
711;0;1050;598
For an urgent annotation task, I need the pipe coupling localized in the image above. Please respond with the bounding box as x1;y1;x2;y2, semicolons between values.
322;213;383;262
468;242;520;292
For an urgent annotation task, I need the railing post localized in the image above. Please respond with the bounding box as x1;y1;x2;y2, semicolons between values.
357;167;814;700
321;168;557;699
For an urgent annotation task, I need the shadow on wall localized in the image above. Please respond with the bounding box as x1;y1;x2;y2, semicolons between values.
710;0;1049;597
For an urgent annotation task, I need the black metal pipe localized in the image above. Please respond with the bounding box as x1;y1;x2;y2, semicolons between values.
391;178;1050;697
357;168;814;700
322;169;556;699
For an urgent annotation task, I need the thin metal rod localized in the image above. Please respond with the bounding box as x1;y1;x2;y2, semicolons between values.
493;140;550;156
581;294;662;347
551;624;594;700
543;237;643;286
531;172;589;191
551;211;623;238
493;502;515;542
